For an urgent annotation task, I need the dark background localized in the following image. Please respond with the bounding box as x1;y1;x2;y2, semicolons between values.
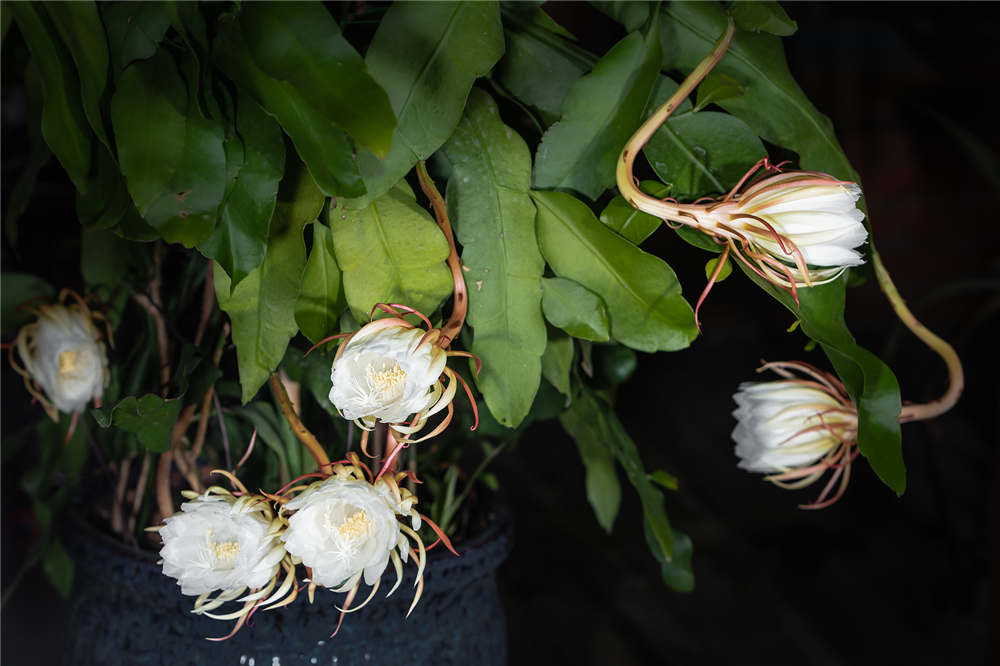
3;3;998;665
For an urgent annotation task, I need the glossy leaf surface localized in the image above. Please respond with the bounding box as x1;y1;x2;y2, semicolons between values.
295;223;346;346
541;277;610;342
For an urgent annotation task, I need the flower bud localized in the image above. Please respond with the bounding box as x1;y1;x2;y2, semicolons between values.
12;300;109;418
158;492;286;597
731;361;858;508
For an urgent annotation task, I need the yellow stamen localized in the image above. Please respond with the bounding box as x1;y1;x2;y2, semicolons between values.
337;510;374;541
59;348;81;375
366;362;406;400
212;540;240;561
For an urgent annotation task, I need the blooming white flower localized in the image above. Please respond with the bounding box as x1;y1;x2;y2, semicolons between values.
159;493;285;596
730;361;859;509
281;476;406;588
13;302;109;418
329;320;448;427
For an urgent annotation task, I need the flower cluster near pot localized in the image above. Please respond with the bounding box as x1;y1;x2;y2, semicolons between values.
2;0;962;637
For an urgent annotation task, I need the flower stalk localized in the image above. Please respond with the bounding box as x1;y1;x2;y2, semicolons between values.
270;372;332;475
873;253;964;422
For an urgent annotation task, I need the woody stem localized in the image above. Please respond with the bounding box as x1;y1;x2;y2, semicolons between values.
269;372;332;474
416;161;467;346
616;15;736;223
873;253;964;422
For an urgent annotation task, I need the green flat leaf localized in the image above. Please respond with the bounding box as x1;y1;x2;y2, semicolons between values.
102;1;170;76
11;3;92;193
731;1;798;36
497;6;589;124
442;89;545;428
559;393;621;532
45;1;111;149
704;255;732;282
541;330;573;398
199;91;285;287
647;522;694;592
216;161;324;403
295;223;346;345
329;184;451;322
595;343;637;386
541;277;610;342
661;1;848;180
1;273;55;335
590;1;651;32
92;394;184;453
42;538;74;598
4;61;51;248
694;72;745;112
111;49;226;246
644;109;766;199
533;27;661;200
75;146;133;231
239;2;396;157
213;18;364;199
532;190;697;352
599;180;670;245
81;229;129;286
345;1;505;208
649;469;678;491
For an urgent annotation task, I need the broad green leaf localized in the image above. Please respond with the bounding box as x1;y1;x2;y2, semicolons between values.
541;330;573;399
101;1;170;75
295;223;346;345
329;184;451;322
213;18;364;199
111;49;226;246
345;1;505;208
91;394;184;453
590;1;651;32
649;469;679;491
1;273;55;335
599;180;670;245
731;1;798;36
199;91;285;287
11;3;92;193
645;109;766;199
239;2;396;157
442;89;545;428
42;538;74;598
694;72;745;112
496;6;589;124
81;229;129;286
559;393;621;533
45;1;111;149
532;190;697;352
533;27;661;200
76;146;132;231
661;1;849;180
540;277;610;342
646;522;695;592
704;256;732;282
216;162;324;403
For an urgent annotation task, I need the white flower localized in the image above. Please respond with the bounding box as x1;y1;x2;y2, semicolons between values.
281;476;404;588
730;361;859;509
329;320;448;427
159;493;285;596
13;302;109;417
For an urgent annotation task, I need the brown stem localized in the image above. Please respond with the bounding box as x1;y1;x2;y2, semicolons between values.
416;161;467;346
126;451;151;542
270;372;331;474
111;456;132;535
873;253;964;423
188;323;229;465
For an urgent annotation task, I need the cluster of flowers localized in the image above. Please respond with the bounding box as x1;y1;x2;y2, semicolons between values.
154;458;438;640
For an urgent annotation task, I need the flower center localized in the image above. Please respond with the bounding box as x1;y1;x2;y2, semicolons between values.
210;539;240;568
58;348;83;377
365;361;407;402
336;510;374;542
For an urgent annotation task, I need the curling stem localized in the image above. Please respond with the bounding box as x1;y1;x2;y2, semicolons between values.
270;372;332;474
873;253;964;422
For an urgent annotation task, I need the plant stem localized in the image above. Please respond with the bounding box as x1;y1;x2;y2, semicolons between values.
616;15;735;222
416;161;467;346
270;372;331;474
873;253;964;422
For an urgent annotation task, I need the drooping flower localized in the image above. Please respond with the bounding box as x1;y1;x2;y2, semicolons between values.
325;304;478;447
10;291;110;419
699;165;868;290
731;361;858;509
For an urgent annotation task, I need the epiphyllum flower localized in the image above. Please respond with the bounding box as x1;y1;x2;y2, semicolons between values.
731;361;859;509
323;303;479;451
277;456;452;635
152;480;297;640
9;290;110;420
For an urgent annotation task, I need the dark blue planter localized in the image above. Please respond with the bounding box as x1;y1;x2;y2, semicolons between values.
64;506;512;666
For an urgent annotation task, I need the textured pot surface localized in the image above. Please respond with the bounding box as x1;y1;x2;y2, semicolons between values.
63;506;512;666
